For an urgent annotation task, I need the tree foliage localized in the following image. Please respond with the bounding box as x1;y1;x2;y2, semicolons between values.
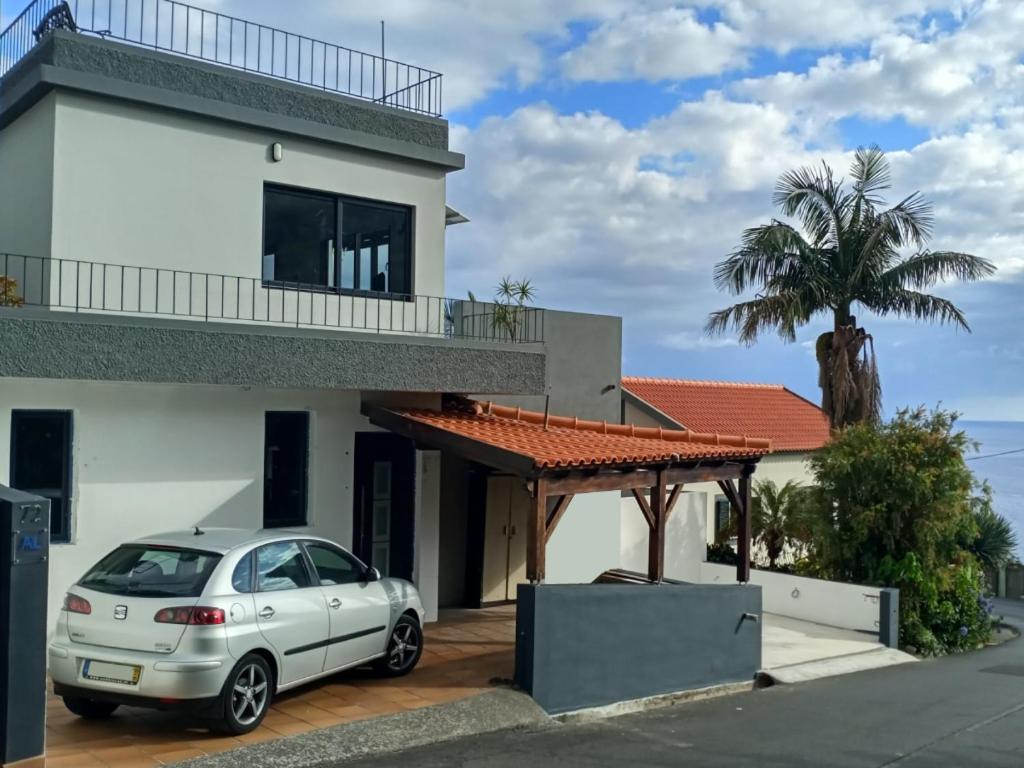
751;479;813;570
799;407;1003;654
0;276;23;307
707;147;995;428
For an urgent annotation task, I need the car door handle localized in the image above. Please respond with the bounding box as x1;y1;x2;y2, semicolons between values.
258;606;275;619
329;598;342;610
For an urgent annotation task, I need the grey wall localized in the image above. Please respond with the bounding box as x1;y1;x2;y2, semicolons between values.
0;310;546;394
482;308;622;421
1;32;462;169
515;582;761;714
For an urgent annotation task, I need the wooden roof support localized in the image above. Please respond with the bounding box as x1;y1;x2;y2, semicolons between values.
718;464;756;583
545;494;575;544
648;470;668;583
631;487;656;529
527;476;548;584
542;462;749;496
664;483;684;523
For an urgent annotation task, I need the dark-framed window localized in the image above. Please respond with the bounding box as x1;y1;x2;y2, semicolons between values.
10;410;73;543
714;495;731;536
262;184;412;297
263;412;310;528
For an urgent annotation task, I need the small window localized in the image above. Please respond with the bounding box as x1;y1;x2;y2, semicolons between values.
256;541;312;592
232;551;255;593
305;543;364;586
263;412;310;528
79;545;221;597
714;496;732;534
10;410;73;543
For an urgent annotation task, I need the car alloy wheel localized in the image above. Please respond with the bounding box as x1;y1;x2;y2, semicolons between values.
386;617;421;673
230;660;269;727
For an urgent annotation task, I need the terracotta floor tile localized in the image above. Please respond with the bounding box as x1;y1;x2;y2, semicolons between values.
147;748;207;765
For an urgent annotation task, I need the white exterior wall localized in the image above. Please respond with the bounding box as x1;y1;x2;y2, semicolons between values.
620;491;708;583
413;450;441;621
546;491;621;584
0;378;443;638
48;91;447;298
0;94;55;272
700;562;882;634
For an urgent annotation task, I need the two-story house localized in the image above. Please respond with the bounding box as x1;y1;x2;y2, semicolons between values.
0;0;634;635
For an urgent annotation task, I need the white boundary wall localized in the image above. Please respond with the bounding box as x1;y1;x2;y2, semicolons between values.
700;562;882;634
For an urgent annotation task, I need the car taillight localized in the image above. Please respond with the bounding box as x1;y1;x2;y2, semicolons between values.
64;593;92;615
154;606;225;625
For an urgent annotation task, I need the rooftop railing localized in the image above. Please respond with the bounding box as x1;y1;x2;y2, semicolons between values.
0;253;545;344
0;0;443;116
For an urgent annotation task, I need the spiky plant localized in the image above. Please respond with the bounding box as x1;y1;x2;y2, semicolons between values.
492;276;535;342
969;485;1019;569
752;479;813;569
706;147;995;428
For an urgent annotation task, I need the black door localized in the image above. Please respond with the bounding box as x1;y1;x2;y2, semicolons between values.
10;410;73;543
352;433;415;580
263;412;310;528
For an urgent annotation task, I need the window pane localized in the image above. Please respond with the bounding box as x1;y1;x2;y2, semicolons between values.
306;544;362;586
263;412;309;528
256;541;311;591
79;545;221;597
11;411;71;543
340;201;410;295
232;553;254;593
263;189;336;287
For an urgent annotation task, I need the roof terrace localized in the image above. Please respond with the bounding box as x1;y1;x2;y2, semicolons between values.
0;0;443;116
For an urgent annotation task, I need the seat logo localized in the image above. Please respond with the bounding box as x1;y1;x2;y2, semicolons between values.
114;605;128;620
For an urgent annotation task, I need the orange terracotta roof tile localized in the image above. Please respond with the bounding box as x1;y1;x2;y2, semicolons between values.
622;376;830;452
390;399;771;470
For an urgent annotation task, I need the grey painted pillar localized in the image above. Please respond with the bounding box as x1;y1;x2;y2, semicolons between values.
879;588;899;649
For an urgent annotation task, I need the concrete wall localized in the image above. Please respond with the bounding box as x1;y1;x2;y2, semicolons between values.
0;94;54;262
515;582;761;714
700;562;883;634
48;90;447;298
546;492;622;585
0;377;444;637
620;491;708;582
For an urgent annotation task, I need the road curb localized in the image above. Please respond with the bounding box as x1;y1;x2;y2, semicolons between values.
760;646;917;685
173;688;549;768
553;681;755;724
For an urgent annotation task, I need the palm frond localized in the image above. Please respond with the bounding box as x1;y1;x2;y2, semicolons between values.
870;287;971;330
850;145;891;206
772;163;848;248
878;251;996;290
712;221;815;295
705;292;809;344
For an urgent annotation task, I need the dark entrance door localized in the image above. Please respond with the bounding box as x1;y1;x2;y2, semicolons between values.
10;410;73;543
352;433;415;581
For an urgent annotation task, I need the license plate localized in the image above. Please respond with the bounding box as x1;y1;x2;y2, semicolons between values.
82;660;141;685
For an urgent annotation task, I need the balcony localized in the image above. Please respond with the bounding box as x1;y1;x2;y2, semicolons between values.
0;253;545;344
0;0;443;116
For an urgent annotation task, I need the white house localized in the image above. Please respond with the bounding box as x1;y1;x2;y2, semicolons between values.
0;6;629;637
620;377;831;581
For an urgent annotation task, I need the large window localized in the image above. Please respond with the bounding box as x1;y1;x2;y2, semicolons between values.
263;412;310;528
10;410;73;543
263;185;412;297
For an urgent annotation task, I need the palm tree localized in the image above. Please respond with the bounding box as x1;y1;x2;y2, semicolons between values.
706;147;995;428
752;479;812;570
969;486;1019;569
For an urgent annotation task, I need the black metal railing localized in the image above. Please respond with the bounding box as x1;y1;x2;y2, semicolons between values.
0;254;545;344
0;0;443;116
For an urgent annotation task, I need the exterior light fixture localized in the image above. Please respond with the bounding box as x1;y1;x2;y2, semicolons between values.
271;142;283;162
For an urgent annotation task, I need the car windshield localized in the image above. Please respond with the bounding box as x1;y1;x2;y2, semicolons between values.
79;545;222;598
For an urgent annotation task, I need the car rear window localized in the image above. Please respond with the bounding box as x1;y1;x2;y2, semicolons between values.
79;545;222;598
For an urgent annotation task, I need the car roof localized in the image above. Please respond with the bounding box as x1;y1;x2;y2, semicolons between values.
131;528;331;555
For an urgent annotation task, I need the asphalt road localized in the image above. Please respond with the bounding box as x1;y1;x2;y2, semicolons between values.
336;600;1024;768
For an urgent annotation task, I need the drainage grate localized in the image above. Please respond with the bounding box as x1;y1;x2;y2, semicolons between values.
980;665;1024;677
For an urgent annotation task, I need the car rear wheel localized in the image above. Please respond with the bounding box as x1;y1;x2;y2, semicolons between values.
63;696;119;719
375;615;423;677
217;654;272;735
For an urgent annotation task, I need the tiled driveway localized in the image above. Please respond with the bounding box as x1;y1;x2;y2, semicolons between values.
40;607;515;768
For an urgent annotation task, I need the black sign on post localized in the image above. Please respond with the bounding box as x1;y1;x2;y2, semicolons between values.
0;484;50;764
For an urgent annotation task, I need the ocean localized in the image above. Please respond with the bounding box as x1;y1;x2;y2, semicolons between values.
962;421;1024;559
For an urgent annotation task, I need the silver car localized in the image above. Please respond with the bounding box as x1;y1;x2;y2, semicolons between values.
48;528;426;733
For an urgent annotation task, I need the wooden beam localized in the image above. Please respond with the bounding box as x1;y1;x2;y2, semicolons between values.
527;476;548;584
648;470;668;583
664;483;684;522
717;478;741;512
542;462;756;496
544;494;575;544
631;488;656;529
736;470;754;583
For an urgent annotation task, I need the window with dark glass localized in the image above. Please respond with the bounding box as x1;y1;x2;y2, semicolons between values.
263;185;411;296
10;410;73;543
305;543;364;586
263;412;310;528
714;495;731;535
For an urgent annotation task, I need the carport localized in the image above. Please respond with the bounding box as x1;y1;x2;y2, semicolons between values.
364;396;771;586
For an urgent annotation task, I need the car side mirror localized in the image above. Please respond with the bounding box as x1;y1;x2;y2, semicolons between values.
365;567;381;582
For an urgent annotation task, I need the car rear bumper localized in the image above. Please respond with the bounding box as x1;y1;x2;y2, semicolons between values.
49;640;229;703
53;682;220;713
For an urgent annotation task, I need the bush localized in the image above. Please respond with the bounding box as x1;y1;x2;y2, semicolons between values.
803;407;999;654
0;276;23;307
706;541;738;566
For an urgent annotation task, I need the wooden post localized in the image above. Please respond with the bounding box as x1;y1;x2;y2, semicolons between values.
647;470;667;583
737;468;753;583
527;476;548;583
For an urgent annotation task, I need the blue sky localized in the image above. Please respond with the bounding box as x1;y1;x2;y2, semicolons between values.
4;0;1023;420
